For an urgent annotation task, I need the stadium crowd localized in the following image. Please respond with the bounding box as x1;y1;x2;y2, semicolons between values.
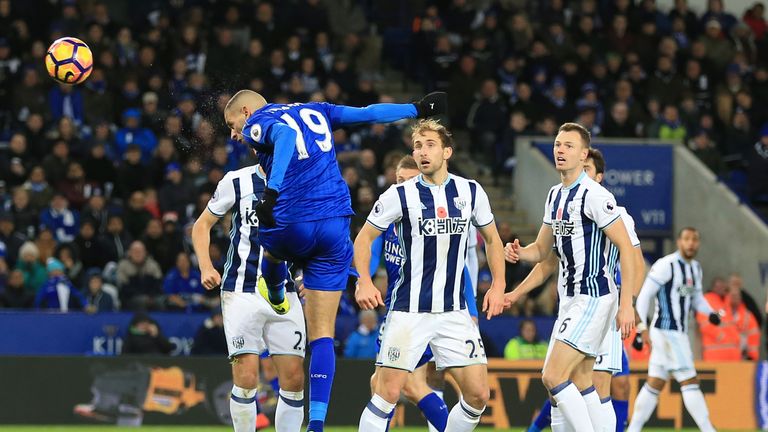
0;0;766;358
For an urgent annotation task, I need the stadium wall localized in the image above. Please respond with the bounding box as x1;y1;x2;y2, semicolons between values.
0;357;756;428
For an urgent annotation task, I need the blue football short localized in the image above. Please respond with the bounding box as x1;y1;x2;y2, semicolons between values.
260;216;353;291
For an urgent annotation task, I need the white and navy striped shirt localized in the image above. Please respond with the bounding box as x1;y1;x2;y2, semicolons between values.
606;207;641;286
207;165;270;293
544;172;620;298
367;174;494;313
637;251;713;333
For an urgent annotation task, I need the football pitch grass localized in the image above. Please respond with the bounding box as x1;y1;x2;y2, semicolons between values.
0;427;753;432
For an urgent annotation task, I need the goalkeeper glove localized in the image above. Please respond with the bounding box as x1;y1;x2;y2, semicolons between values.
708;312;721;325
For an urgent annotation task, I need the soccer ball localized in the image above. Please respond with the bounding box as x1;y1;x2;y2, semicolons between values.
45;37;93;85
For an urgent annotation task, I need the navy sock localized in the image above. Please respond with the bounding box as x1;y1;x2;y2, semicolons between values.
270;377;280;394
417;392;448;431
529;399;552;431
261;259;287;303
307;337;335;431
613;399;629;432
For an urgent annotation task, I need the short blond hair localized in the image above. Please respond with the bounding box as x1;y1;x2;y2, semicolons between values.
224;90;268;114
410;119;454;148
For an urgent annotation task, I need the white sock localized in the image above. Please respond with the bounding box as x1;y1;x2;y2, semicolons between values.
446;397;484;432
600;397;617;432
551;381;594;431
359;393;396;432
681;384;716;432
627;383;660;432
582;386;605;428
551;405;574;432
427;390;444;432
229;385;257;432
276;389;304;432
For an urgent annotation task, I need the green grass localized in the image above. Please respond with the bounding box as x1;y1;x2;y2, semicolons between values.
0;427;748;432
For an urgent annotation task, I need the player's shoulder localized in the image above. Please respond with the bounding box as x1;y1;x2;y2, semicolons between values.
582;175;614;198
545;183;562;202
655;252;679;267
218;165;261;184
450;174;486;193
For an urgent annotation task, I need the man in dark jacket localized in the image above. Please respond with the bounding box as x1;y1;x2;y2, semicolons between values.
122;312;174;355
191;307;227;355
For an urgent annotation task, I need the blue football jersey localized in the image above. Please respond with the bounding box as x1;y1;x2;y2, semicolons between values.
242;102;353;223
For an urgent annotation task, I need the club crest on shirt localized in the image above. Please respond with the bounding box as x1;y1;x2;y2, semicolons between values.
388;347;400;362
453;197;466;210
567;201;578;215
232;336;245;350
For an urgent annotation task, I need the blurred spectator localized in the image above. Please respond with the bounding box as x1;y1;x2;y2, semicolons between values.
0;269;33;309
22;166;54;212
0;212;25;267
699;274;759;360
58;161;98;210
55;242;82;285
122;312;174;355
504;319;548;360
467;79;507;162
747;125;768;204
33;258;86;311
115;108;157;163
163;252;204;312
690;130;726;173
39;193;80;243
158;162;195;219
343;309;379;359
116;240;163;311
8;188;37;239
116;144;149;198
124;191;153;240
41;140;70;187
83;143;116;194
191;307;227;356
48;83;84;126
15;241;46;293
142;217;178;273
0;133;34;188
74;219;108;270
83;267;116;313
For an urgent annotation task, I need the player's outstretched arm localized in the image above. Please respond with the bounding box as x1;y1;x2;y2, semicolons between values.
504;252;558;308
354;223;386;310
505;224;555;264
328;92;448;126
192;210;222;290
604;218;637;338
478;221;507;319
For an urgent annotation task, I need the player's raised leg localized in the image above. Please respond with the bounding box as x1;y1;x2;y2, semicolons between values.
230;354;261;432
541;342;595;431
259;253;290;314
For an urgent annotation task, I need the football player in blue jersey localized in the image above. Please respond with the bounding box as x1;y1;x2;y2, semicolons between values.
223;90;447;432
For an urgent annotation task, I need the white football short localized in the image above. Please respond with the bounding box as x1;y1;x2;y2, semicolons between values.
221;290;306;359
376;309;486;371
647;327;697;382
593;322;623;374
552;292;618;357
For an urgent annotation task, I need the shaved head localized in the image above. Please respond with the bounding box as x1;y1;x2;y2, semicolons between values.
225;90;268;116
224;90;269;143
